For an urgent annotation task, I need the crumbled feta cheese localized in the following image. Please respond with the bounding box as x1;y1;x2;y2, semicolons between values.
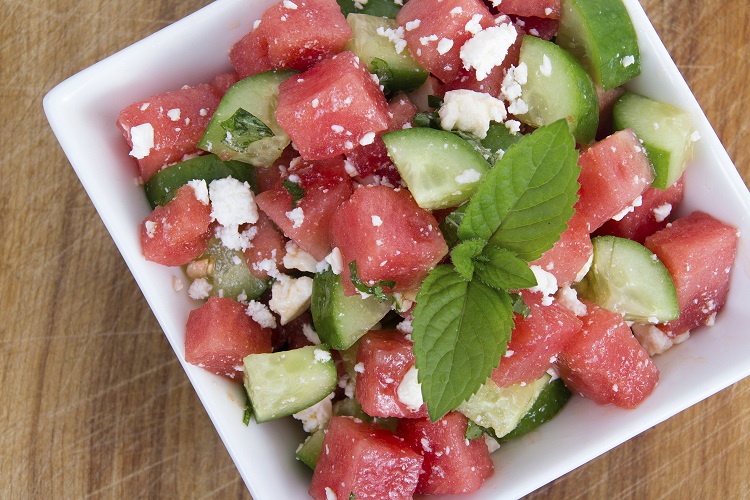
371;215;383;227
269;275;313;325
485;434;501;453
631;323;675;356
283;0;298;8
186;179;209;205
144;220;157;238
324;247;344;275
392;289;418;313
621;55;635;67
419;34;438;45
556;284;587;316
575;253;594;282
209;177;259;229
246;300;277;329
359;131;376;146
140;102;150;111
405;19;421;31
302;323;321;345
464;13;484;35
691;130;701;142
188;278;212;300
283;240;318;273
129;123;155;159
172;276;184;292
285;207;305;228
439;89;507;139
167;108;181;121
324;487;337;500
376;25;407;54
652;202;672;223
293;393;334;433
397;366;424;411
460;23;517;81
314;348;332;363
539;54;552;77
611;195;643;221
331;124;345;133
529;265;558;305
505;119;521;135
354;362;365;374
437;37;454;55
455;168;482;185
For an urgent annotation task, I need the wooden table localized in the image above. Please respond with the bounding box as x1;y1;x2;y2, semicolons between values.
3;0;749;497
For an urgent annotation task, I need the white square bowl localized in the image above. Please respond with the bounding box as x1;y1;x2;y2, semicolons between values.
43;0;750;498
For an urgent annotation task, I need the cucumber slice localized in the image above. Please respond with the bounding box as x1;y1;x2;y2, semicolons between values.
501;378;571;441
311;269;391;350
517;35;598;145
457;375;549;438
143;154;256;209
198;71;295;166
345;14;428;94
295;428;326;470
243;345;338;423
556;0;641;90
613;92;694;189
382;128;491;210
196;238;267;301
576;235;679;323
337;0;401;19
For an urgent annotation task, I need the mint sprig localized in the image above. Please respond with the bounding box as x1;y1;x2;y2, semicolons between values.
412;120;579;421
349;261;395;302
282;179;305;209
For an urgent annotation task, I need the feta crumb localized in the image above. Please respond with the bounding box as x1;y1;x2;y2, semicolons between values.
354;362;365;374
129;123;155;159
167;108;181;121
302;323;321;345
464;14;484;35
172;276;184;292
285;207;305;228
186;179;209;205
485;434;501;453
324;247;344;275
376;25;407;54
293;393;334;433
209;177;258;227
529;265;558;305
455;168;482;184
331;124;345;133
621;55;635;67
505;119;521;135
450;6;463;15
419;34;438;45
460;23;517;81
246;300;277;329
324;487;337;500
140;102;150;111
653;203;672;223
188;278;212;300
575;253;594;282
539;54;552;77
283;0;298;8
439;89;507;139
556;284;587;316
371;215;383;226
314;349;332;363
269;275;313;325
437;37;454;55
359;131;376;146
144;220;157;238
691;130;701;142
405;19;421;31
283;240;318;273
611;195;643;221
397;366;424;411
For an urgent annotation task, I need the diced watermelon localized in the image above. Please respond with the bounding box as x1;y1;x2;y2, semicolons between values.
574;128;655;232
355;330;429;419
243;211;287;280
184;296;273;380
644;211;739;337
330;185;448;294
496;0;561;19
140;184;213;266
255;156;353;260
255;147;298;192
491;291;582;387
530;210;593;287
513;16;559;41
556;300;659;408
397;412;494;495
272;310;314;351
117;84;220;181
596;174;685;243
397;0;494;83
229;29;273;79
276;51;391;160
209;71;240;97
309;416;423;500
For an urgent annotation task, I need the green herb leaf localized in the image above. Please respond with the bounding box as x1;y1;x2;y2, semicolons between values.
438;204;467;249
412;265;514;421
220;108;275;152
450;239;486;281
510;293;531;318
242;385;252;426
473;245;538;291
370;58;394;91
453;130;501;165
427;94;444;109
349;261;395;302
412;111;441;129
282;179;306;209
465;420;485;440
458;120;580;261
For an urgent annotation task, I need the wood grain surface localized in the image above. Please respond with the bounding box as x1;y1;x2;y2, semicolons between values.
2;0;749;498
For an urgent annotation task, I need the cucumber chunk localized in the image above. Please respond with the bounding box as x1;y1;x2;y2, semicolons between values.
576;235;679;323
311;269;391;350
345;14;428;94
144;154;256;209
194;238;267;301
382;127;491;210
243;345;338;423
501;378;571;441
295;428;326;470
613;92;694;189
457;375;549;438
556;0;641;90
516;35;599;145
337;0;401;19
198;70;295;166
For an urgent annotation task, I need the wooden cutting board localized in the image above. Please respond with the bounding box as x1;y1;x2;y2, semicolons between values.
2;0;749;497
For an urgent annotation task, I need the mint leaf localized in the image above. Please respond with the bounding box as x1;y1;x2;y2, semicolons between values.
349;261;395;302
221;108;275;152
458;120;579;261
427;94;444;109
370;58;393;91
465;420;485;440
510;292;531;318
282;179;305;209
438;204;467;249
412;265;514;421
450;239;486;281
474;245;537;291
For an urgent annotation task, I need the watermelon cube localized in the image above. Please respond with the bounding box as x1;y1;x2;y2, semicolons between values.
243;211;287;280
496;0;561;19
491;291;582;388
117;84;220;181
575;128;655;232
330;185;448;295
556;300;659;408
229;29;273;79
644;211;740;337
140;184;213;266
397;412;494;495
309;416;423;500
355;330;429;419
275;51;391;160
184;297;273;380
531;210;593;287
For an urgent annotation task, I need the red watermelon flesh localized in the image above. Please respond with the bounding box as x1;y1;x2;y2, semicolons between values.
531;210;593;287
496;0;561;19
209;71;240;97
596;174;685;243
330;185;448;295
184;296;273;380
254;156;353;260
397;412;494;495
575;128;654;233
229;28;274;79
243;211;287;280
309;416;423;500
117;84;220;182
556;300;659;408
644;211;739;337
397;0;494;83
513;16;559;41
355;330;429;419
140;184;213;266
491;291;582;388
595;85;625;140
276;51;391;160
